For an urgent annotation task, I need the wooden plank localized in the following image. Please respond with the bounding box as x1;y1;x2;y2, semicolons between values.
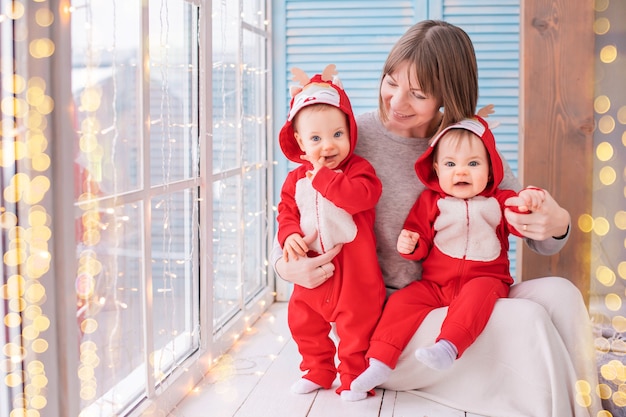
379;389;397;417
171;346;278;416
390;391;467;417
172;303;295;417
174;302;484;416
307;386;384;417
234;341;318;417
519;1;594;302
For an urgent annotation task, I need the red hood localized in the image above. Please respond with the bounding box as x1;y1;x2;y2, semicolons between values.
279;72;357;169
415;115;504;196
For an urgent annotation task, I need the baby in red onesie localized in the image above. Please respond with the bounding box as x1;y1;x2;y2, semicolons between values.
277;65;386;401
351;115;546;394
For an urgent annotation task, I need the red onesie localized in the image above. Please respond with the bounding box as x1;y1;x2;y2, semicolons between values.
277;69;386;394
367;116;526;368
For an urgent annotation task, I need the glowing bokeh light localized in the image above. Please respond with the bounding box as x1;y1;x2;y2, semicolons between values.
599;166;617;185
593;217;611;236
598;115;616;134
600;44;618;63
596;265;617;287
595;95;611;114
596;141;614;161
594;17;610;35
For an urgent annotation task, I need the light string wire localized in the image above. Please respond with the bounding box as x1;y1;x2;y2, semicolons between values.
155;0;177;385
105;0;123;405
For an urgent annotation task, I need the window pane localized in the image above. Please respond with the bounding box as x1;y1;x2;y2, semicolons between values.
75;202;145;415
242;29;267;165
243;168;268;302
212;0;240;174
150;189;199;381
243;0;266;28
71;1;143;198
211;1;271;336
71;0;201;414
149;3;199;185
213;175;241;329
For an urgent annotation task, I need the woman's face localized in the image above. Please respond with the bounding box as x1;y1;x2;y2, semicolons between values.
380;61;442;139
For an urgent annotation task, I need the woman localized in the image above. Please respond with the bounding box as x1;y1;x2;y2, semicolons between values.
273;20;600;416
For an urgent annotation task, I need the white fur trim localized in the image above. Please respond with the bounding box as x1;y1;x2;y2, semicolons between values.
433;196;502;261
288;84;341;121
294;177;357;254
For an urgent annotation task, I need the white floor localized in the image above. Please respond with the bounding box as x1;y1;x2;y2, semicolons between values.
169;302;487;417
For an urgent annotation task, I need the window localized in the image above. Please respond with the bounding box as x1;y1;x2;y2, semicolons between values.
0;0;273;416
70;1;202;414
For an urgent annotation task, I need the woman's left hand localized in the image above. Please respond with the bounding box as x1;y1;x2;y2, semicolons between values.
504;187;570;240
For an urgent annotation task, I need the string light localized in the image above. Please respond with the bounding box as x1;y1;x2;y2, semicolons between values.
1;0;267;415
1;1;55;416
587;0;626;414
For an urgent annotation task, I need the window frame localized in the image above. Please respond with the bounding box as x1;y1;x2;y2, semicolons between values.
45;1;275;416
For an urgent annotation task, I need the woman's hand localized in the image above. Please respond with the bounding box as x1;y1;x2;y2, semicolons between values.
275;232;342;289
504;187;570;240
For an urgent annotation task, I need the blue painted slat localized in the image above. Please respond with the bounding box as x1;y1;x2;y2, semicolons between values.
286;9;413;18
286;0;412;8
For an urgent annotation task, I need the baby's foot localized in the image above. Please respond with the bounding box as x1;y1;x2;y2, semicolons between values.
350;358;392;392
340;389;368;401
291;378;322;394
414;339;457;370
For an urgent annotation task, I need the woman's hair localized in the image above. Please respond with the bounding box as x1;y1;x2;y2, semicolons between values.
378;20;478;136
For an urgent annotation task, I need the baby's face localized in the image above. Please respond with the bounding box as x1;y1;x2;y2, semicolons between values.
294;105;350;170
433;131;490;199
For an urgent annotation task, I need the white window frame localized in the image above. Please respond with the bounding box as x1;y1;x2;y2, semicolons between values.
0;0;275;416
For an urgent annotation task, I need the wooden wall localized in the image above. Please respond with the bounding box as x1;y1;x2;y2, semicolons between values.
519;1;595;302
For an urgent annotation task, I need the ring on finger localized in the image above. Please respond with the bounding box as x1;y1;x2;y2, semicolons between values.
319;265;327;278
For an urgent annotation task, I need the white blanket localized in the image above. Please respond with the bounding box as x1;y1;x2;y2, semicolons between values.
381;277;601;417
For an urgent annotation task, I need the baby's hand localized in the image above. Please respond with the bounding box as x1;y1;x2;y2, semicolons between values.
300;154;325;178
397;229;420;254
283;233;308;261
508;186;546;213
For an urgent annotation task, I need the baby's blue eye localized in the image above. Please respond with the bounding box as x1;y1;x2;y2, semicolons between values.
334;131;343;138
469;161;478;167
444;161;455;167
311;135;321;142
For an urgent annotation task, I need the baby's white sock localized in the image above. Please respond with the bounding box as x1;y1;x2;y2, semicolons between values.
291;378;322;394
350;358;392;393
340;389;368;401
414;339;458;370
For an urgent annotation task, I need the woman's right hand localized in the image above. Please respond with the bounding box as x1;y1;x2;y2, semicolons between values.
275;233;342;289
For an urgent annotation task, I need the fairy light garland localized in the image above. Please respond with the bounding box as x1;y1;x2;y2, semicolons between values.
1;0;267;415
586;0;626;412
1;1;55;416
